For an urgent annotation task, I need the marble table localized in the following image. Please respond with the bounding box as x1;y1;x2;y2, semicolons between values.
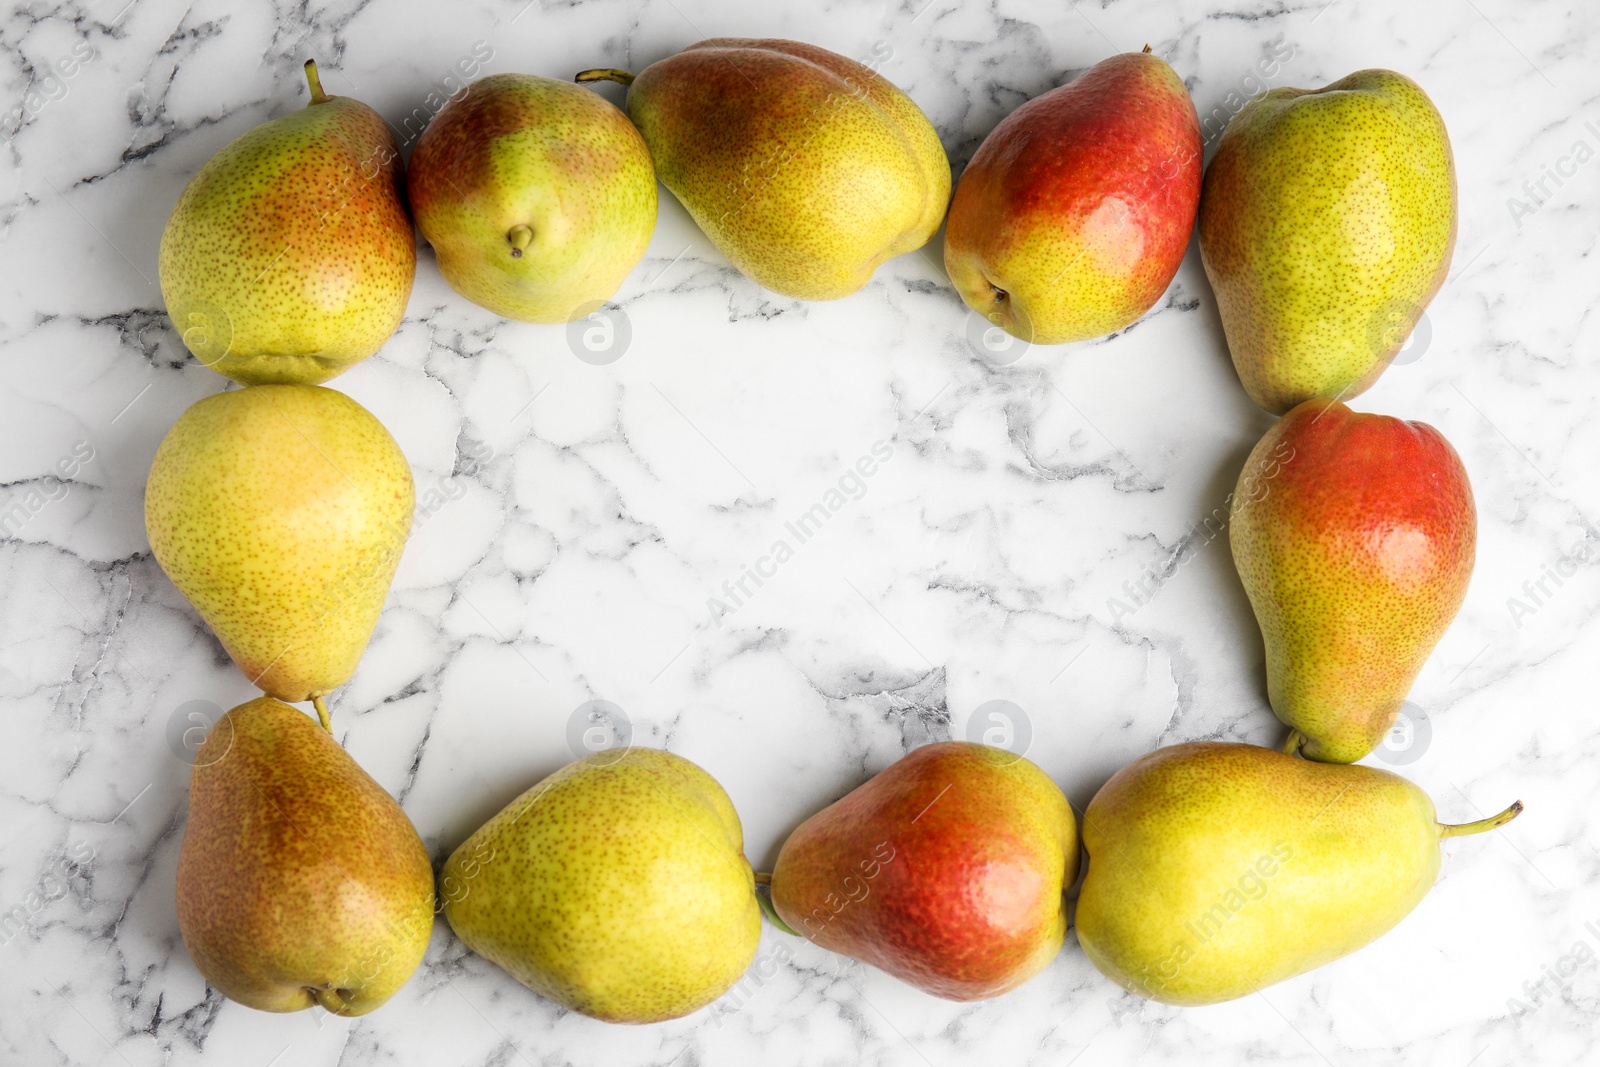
1;0;1594;1063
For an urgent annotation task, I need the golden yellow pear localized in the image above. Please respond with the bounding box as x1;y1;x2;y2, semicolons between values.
177;697;434;1014
1076;741;1520;1006
159;61;415;386
578;39;950;300
145;384;413;707
408;73;657;323
440;747;761;1022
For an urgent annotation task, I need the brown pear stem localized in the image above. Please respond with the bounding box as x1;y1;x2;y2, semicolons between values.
304;59;330;105
1279;729;1305;756
1142;43;1152;55
312;695;333;734
575;67;636;87
1439;800;1523;838
753;870;772;886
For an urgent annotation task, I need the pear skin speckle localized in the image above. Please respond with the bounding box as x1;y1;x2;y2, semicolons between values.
159;68;416;386
440;748;761;1023
1229;400;1476;763
1199;69;1456;414
408;73;658;323
1076;742;1443;1006
619;39;951;301
144;384;414;702
176;696;435;1015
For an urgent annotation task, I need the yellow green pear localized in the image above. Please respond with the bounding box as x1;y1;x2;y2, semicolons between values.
440;747;761;1022
407;73;657;323
177;697;435;1014
159;61;416;386
145;384;413;707
578;39;950;300
1199;69;1456;414
1075;741;1521;1006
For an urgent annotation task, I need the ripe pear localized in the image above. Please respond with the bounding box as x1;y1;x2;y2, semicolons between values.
408;73;657;323
160;61;416;385
440;748;761;1023
145;384;413;705
577;39;950;300
1076;741;1520;1006
1230;399;1475;763
769;741;1078;1000
177;697;435;1014
945;49;1201;344
1199;69;1456;413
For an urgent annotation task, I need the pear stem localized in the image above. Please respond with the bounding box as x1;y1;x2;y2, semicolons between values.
753;883;801;936
1279;729;1305;756
575;67;636;87
304;59;330;105
506;225;533;258
1439;800;1523;838
312;695;333;734
753;870;772;886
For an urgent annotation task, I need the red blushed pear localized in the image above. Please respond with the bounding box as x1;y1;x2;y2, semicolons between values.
768;742;1078;1001
944;48;1201;345
1229;400;1476;763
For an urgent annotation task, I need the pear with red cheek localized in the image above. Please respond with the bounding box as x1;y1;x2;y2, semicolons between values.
944;48;1201;345
1229;399;1476;763
768;742;1078;1000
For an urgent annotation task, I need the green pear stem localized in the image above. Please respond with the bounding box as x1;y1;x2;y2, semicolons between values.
1438;800;1523;838
304;59;330;105
575;67;636;87
312;695;333;734
1279;729;1305;756
754;885;801;937
506;225;534;258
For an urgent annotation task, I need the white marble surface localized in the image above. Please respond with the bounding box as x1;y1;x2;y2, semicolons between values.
1;0;1596;1063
